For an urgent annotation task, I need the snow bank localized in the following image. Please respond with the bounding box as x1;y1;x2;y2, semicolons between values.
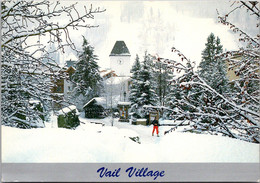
153;132;259;162
2;120;259;163
2;124;139;163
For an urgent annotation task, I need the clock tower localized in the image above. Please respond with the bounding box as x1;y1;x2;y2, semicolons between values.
109;41;131;76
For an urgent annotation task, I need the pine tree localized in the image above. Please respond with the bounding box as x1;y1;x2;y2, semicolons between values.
129;52;158;118
198;33;229;94
195;33;230;124
72;36;102;109
129;54;141;106
138;52;158;107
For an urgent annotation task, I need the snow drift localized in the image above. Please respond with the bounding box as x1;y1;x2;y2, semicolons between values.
2;119;259;163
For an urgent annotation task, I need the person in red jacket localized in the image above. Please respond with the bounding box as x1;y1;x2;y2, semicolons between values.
152;118;160;137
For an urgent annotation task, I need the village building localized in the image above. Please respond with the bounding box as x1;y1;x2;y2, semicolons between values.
63;60;77;100
99;41;132;112
109;40;131;77
100;69;117;79
51;41;133;116
225;50;260;82
105;41;131;101
51;60;76;100
83;97;107;118
225;53;242;82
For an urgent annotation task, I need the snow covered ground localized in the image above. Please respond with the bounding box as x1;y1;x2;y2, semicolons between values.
2;113;259;163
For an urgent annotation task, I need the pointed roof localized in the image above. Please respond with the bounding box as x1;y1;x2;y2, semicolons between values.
65;60;76;68
109;41;130;56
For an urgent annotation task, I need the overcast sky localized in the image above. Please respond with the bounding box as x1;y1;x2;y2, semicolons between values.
57;1;257;69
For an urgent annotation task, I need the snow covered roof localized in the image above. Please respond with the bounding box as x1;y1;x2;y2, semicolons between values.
100;69;117;78
83;96;123;109
136;118;147;121
58;105;78;115
66;66;76;73
109;41;130;56
118;102;131;106
83;97;107;109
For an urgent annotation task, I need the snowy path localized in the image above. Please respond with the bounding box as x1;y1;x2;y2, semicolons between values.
76;114;259;163
78;114;165;145
110;120;163;145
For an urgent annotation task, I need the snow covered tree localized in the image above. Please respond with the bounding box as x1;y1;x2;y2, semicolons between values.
215;1;260;142
129;52;158;118
165;61;199;121
153;59;172;106
187;34;230;124
198;33;229;94
1;0;105;128
138;52;158;107
71;36;102;110
129;54;141;107
151;1;259;143
159;1;259;143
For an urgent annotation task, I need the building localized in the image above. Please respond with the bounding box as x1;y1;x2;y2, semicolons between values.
225;52;260;82
225;53;241;82
100;69;118;79
83;97;107;118
109;41;131;77
52;41;133;111
63;60;76;99
51;60;76;98
103;41;132;102
51;60;76;110
99;41;132;107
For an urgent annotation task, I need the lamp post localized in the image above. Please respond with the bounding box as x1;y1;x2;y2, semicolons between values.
123;91;126;102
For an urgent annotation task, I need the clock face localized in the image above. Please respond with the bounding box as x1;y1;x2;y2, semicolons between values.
118;59;123;65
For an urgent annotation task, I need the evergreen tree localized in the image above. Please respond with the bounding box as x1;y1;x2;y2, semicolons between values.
138;52;158;107
196;33;230;124
129;52;158;118
72;36;102;109
129;54;141;106
198;33;229;94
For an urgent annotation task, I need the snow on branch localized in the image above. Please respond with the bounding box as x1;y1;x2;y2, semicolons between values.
2;0;106;52
157;13;259;143
1;0;105;128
